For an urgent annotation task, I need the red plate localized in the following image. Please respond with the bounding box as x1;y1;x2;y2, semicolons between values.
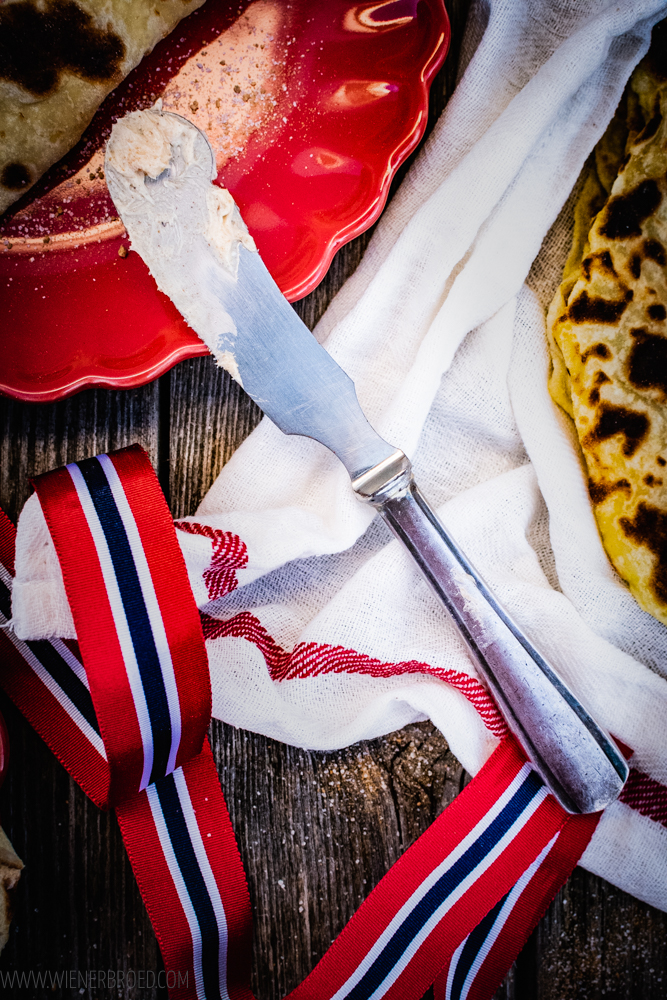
0;0;449;402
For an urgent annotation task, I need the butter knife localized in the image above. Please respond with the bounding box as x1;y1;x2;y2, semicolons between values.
106;111;628;814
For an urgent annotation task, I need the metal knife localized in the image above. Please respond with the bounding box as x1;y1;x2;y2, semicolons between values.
106;113;628;814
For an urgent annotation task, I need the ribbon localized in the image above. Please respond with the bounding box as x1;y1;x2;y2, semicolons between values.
433;810;599;1000
33;448;210;801
0;447;607;999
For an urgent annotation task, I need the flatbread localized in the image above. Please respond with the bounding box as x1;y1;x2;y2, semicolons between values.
0;0;205;215
0;826;22;955
547;24;667;626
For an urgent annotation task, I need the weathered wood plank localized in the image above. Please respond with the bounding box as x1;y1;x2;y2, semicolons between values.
0;384;160;523
533;867;667;999
168;361;262;520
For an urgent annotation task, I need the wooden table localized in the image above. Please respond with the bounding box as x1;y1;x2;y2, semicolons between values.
1;2;666;996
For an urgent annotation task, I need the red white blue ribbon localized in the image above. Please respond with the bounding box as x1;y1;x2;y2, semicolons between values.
0;508;110;806
433;809;599;1000
32;447;210;802
2;447;253;998
281;739;586;1000
1;447;662;1000
116;742;254;1000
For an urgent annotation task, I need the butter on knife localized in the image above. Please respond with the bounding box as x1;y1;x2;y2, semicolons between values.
105;104;256;386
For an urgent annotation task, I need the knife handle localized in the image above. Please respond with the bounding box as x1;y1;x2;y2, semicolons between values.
352;453;628;814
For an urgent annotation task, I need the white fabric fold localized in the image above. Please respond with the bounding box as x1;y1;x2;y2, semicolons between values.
12;0;667;910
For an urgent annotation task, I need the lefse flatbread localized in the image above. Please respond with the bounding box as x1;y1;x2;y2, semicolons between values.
547;24;667;626
0;0;205;215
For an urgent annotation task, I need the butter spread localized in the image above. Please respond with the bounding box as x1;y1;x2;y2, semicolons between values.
205;184;257;276
105;106;257;383
104;107;192;182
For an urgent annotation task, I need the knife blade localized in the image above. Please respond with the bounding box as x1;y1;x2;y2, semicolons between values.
106;110;628;814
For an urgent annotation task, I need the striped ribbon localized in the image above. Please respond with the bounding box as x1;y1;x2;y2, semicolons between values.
282;744;594;1000
0;448;611;999
32;448;210;802
433;809;599;1000
0;452;253;998
116;743;254;1000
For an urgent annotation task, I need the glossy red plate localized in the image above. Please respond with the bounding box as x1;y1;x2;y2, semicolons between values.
0;0;449;402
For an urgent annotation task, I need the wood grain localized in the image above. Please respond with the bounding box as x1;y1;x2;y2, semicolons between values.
1;0;666;997
0;384;160;523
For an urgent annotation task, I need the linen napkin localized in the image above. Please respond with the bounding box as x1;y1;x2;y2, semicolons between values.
12;0;667;911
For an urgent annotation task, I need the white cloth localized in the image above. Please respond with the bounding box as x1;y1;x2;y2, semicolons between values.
12;0;667;911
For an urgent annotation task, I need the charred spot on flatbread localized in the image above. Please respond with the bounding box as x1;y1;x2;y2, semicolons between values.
0;162;31;190
630;239;667;279
587;369;611;405
589;477;631;505
584;403;649;457
620;501;667;605
582;250;617;280
568;289;631;324
626;328;667;398
599;179;662;240
546;23;667;626
0;0;125;98
643;239;667;265
581;343;613;361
